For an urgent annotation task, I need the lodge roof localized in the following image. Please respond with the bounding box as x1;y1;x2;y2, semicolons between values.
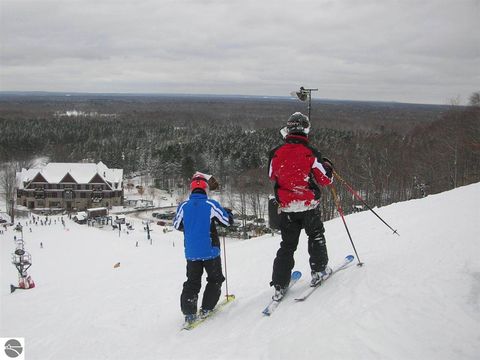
17;162;123;190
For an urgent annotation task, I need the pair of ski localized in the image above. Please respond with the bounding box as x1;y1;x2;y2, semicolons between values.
180;255;355;329
262;255;355;316
181;294;236;331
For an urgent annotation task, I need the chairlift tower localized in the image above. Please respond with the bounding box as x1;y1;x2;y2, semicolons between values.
143;220;153;245
10;224;35;293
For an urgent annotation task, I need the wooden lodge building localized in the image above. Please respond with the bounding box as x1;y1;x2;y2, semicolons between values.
16;162;124;211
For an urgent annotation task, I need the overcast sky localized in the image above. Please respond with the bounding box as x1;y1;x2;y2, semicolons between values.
0;0;478;104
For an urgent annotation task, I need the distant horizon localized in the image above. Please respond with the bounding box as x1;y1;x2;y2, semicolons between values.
0;90;454;107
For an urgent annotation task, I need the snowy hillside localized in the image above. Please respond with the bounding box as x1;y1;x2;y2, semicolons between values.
1;183;480;360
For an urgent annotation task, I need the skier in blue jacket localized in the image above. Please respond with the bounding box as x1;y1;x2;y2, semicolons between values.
174;172;233;324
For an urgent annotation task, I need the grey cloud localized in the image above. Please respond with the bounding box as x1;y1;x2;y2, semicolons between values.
0;0;478;104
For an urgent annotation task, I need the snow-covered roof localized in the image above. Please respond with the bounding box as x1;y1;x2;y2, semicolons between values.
87;207;108;212
73;212;87;221
17;162;123;190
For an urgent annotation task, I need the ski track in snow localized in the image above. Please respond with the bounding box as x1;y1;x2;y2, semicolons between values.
1;183;480;360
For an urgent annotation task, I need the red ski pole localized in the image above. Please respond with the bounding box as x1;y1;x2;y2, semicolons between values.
334;170;399;236
330;185;364;267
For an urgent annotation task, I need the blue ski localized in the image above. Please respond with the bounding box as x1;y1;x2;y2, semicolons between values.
294;255;355;302
262;270;302;316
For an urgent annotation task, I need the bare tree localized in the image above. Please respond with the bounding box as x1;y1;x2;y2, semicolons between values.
148;185;157;201
1;161;29;216
469;91;480;107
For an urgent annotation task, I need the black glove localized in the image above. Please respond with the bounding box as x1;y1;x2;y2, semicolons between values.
322;157;334;178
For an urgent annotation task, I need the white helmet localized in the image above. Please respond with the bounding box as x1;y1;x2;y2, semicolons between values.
280;112;310;138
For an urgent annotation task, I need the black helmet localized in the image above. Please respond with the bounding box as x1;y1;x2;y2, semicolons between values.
286;112;310;135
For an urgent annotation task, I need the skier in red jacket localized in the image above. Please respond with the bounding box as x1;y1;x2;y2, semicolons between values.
268;112;334;300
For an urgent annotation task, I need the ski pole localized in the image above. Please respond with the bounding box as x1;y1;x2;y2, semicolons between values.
330;185;364;267
222;234;233;300
333;170;400;236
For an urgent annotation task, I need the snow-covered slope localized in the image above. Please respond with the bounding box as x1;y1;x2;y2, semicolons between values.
1;183;479;360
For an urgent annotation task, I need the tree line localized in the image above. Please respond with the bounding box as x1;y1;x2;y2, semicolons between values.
0;93;478;222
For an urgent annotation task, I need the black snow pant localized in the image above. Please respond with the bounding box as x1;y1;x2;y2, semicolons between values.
180;256;225;315
271;207;328;288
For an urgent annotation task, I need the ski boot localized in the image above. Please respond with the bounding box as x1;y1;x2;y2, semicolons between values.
184;313;197;324
272;285;287;301
310;266;332;287
199;308;212;319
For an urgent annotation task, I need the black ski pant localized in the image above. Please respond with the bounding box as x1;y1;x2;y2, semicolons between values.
181;256;225;315
271;207;328;288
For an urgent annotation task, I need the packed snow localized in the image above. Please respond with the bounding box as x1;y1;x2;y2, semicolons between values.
1;183;479;360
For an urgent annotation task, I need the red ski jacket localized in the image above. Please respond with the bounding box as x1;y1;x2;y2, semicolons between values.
268;135;333;212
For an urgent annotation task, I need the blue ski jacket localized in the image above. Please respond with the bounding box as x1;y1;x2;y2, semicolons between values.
174;192;232;260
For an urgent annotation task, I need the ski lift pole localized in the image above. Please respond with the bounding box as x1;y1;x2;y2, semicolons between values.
330;185;364;267
333;170;399;236
222;234;233;300
292;87;318;120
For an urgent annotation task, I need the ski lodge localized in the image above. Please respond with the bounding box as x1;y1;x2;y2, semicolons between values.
16;162;124;211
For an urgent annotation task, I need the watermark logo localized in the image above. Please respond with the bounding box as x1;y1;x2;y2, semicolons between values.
1;338;24;360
